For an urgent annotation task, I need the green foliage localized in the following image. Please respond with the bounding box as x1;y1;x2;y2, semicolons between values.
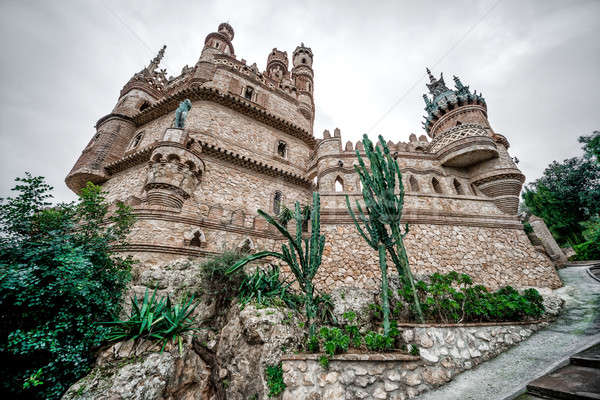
319;355;330;369
571;218;600;261
198;250;248;316
306;334;320;353
315;293;336;325
265;364;286;397
238;265;300;309
226;192;325;339
579;130;600;162
364;331;394;351
0;174;134;399
523;150;600;246
319;327;350;356
409;344;420;356
346;134;424;326
102;289;197;353
399;271;545;323
523;222;533;234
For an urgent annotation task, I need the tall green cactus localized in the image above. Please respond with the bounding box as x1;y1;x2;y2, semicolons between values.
346;134;424;324
226;192;325;337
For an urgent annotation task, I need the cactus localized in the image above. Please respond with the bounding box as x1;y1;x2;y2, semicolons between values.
346;134;424;325
226;192;325;337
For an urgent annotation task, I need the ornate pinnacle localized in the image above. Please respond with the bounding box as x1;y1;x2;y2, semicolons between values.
148;45;166;72
453;75;464;89
422;94;432;107
426;67;435;83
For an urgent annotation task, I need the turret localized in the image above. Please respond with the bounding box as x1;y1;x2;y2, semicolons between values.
421;68;524;215
199;22;235;60
66;46;169;194
266;48;289;82
292;43;314;123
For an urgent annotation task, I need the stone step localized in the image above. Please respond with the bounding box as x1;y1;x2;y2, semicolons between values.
571;343;600;369
526;364;600;400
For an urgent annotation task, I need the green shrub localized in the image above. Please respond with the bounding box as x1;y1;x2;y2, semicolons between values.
364;331;394;351
198;250;248;314
399;271;545;323
319;327;349;356
315;293;336;325
0;175;135;399
102;289;197;353
265;364;285;397
238;265;300;309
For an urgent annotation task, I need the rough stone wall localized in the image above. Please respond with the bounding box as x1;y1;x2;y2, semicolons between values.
312;224;561;291
282;321;548;400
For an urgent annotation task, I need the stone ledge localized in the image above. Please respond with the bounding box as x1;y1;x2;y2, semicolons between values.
281;353;420;362
395;319;548;328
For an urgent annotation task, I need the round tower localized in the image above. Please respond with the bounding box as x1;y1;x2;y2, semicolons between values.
422;68;524;215
200;22;235;60
292;43;314;122
266;48;289;82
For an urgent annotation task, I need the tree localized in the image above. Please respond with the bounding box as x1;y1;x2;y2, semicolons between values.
0;174;135;399
523;155;600;246
346;135;424;327
579;130;600;163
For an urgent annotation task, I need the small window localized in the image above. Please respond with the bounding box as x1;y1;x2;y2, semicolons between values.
307;82;311;91
432;177;443;194
277;141;287;158
189;231;204;247
335;176;344;192
273;191;282;215
456;121;462;126
453;179;464;195
244;86;254;100
214;42;219;49
302;58;306;64
139;101;150;111
129;132;144;149
409;175;419;192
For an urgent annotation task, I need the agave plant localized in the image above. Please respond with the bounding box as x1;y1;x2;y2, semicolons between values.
226;192;325;338
346;134;424;326
102;289;198;353
238;264;299;309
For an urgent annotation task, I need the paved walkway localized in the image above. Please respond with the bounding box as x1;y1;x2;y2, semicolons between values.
416;264;600;400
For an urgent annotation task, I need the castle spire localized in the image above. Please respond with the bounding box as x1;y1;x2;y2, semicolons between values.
148;45;166;72
426;67;435;83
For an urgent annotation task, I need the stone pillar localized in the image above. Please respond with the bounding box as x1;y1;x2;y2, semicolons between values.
529;216;567;265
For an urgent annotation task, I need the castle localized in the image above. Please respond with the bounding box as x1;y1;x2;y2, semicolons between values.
66;23;561;290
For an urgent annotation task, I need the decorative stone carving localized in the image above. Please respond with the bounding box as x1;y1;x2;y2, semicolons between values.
173;99;192;128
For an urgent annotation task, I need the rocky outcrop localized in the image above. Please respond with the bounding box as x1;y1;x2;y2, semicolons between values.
62;340;210;400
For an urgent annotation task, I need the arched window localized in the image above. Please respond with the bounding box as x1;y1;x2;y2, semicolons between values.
432;177;443;194
129;132;144;150
189;230;205;247
273;191;282;215
277;141;287;158
409;175;419;192
453;178;464;195
139;101;150;111
456;120;462;126
334;176;344;192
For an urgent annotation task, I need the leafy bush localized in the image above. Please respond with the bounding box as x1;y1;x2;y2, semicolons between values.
198;250;248;313
265;364;285;397
238;264;300;309
364;331;394;351
315;293;336;325
319;327;349;356
399;271;545;323
103;289;197;353
0;175;134;399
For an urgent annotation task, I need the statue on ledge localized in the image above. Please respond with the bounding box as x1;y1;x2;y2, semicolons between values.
173;99;192;128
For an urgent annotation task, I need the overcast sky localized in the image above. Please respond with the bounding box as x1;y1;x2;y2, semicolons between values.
1;0;598;203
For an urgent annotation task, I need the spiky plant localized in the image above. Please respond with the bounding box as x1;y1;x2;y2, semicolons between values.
226;192;325;337
346;134;424;324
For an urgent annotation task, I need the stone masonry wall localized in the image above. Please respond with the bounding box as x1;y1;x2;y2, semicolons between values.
282;321;548;400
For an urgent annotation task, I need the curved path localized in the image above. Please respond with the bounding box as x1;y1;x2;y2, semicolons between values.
415;263;600;400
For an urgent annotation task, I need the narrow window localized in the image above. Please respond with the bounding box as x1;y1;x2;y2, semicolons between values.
302;58;306;64
139;101;150;111
244;86;254;100
130;132;144;149
456;121;462;126
453;178;464;195
273;191;282;215
335;176;344;192
409;175;419;192
277;141;287;158
190;231;204;247
432;177;443;194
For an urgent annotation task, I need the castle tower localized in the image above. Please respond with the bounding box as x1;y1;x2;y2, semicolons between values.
266;48;289;82
65;46;169;193
291;43;314;123
199;22;235;60
422;68;524;214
